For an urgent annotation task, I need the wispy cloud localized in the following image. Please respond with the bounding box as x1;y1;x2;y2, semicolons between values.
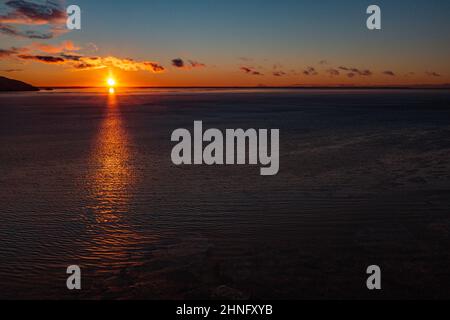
339;66;372;77
171;58;206;69
31;40;80;54
271;64;287;76
188;60;205;68
359;69;372;76
0;68;23;72
240;66;263;76
60;53;82;61
0;0;66;39
1;41;78;58
273;71;286;77
326;68;340;76
0;23;53;39
426;71;441;77
0;47;21;57
17;54;64;63
303;66;318;76
383;70;396;76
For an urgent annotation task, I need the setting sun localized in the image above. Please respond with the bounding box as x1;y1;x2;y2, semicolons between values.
107;77;116;87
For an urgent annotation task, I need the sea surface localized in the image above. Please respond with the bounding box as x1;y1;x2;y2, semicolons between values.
0;88;449;299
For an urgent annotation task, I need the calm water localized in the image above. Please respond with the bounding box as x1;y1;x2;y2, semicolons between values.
0;89;449;299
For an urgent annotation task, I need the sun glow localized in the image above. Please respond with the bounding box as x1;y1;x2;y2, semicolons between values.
107;77;116;87
106;73;117;94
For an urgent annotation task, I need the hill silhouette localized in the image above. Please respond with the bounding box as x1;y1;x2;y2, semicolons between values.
0;76;39;92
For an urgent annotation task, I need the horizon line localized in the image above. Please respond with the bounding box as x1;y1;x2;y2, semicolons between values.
38;85;450;90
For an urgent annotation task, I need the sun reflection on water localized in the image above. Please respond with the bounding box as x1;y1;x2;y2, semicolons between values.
83;92;144;270
90;92;133;216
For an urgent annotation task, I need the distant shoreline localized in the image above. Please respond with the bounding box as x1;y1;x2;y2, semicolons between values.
38;85;450;90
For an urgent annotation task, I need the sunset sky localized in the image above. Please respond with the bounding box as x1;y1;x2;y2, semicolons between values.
1;0;449;87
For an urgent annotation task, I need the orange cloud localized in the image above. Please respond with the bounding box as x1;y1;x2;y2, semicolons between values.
69;56;165;73
31;41;80;54
1;43;165;73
